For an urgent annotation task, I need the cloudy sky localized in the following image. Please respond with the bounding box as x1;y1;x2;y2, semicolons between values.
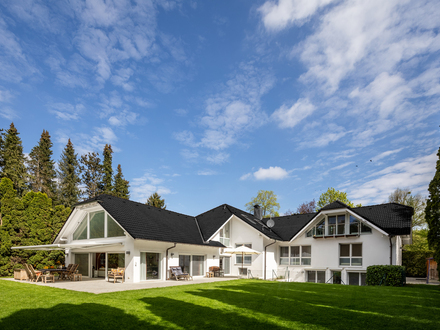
0;0;439;215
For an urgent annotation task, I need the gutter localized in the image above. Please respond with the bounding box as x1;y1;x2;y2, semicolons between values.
264;239;277;280
165;243;177;280
389;235;394;265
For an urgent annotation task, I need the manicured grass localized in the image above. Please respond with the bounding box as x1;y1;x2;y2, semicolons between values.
0;280;439;329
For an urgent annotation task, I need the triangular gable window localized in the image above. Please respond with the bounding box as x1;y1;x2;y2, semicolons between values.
73;214;88;240
107;215;125;237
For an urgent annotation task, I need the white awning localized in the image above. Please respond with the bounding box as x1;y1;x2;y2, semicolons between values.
11;242;124;251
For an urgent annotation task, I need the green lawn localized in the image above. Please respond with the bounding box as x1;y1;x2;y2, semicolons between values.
0;279;439;330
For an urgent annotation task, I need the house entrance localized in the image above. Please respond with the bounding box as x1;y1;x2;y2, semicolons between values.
140;252;160;280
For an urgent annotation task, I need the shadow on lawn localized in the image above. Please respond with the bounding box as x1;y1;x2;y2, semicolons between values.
183;282;440;330
0;303;160;330
141;296;288;330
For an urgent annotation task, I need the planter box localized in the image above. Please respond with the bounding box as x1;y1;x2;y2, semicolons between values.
14;268;28;281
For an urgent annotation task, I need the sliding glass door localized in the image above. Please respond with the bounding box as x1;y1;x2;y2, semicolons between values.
179;255;205;276
140;252;160;280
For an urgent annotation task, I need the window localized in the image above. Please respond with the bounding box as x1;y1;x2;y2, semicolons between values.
315;219;325;236
339;244;362;266
332;271;342;284
236;244;252;265
307;270;325;283
279;246;311;266
328;216;337;235
280;247;289;265
337;215;345;235
361;223;372;233
219;222;230;246
327;215;346;235
348;272;366;286
192;255;205;276
306;227;315;237
349;216;359;234
73;210;125;240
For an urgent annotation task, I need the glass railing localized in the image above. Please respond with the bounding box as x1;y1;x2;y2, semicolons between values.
220;237;230;246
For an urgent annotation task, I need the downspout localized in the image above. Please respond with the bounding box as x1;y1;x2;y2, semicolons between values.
264;239;277;280
389;235;394;265
165;243;177;280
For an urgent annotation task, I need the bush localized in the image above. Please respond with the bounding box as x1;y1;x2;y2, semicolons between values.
402;250;433;277
366;265;406;286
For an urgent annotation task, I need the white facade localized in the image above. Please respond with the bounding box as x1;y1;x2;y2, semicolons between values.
32;200;410;285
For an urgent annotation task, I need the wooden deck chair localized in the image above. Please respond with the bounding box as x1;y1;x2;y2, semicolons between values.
23;264;34;282
59;264;73;280
66;264;79;281
27;264;42;282
108;267;125;283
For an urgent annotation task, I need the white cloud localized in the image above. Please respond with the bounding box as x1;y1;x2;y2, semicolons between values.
0;89;13;103
0;107;18;120
174;108;188;116
373;148;403;162
259;0;334;32
197;170;217;176
180;149;199;161
241;166;290;180
271;98;316;128
206;152;229;164
108;110;140;127
111;67;135;91
350;151;436;205
48;103;85;121
130;171;172;203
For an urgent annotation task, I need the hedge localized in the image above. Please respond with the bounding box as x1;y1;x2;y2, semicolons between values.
366;265;406;286
402;250;433;277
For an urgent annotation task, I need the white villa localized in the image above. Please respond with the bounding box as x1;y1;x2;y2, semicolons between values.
13;194;413;285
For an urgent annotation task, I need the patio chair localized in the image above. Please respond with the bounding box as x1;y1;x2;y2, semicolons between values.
170;266;192;281
209;266;224;277
108;267;125;283
59;264;73;280
26;264;42;282
23;264;35;282
65;264;79;281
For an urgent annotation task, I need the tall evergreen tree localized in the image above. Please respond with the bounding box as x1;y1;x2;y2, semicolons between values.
426;147;440;274
114;164;130;199
58;139;81;207
146;192;166;209
27;130;57;201
0;128;5;176
80;152;103;199
102;144;114;194
3;123;27;195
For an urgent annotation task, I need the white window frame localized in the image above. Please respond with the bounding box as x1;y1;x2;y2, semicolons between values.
347;272;367;286
306;270;326;283
339;243;362;267
73;210;125;241
279;245;311;266
219;222;231;247
235;243;252;265
306;214;372;238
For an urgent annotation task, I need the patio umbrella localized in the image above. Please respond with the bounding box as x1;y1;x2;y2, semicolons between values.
223;246;261;275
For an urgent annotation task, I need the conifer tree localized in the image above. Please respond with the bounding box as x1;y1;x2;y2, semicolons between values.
114;164;130;199
3;123;27;195
0;128;5;176
80;152;103;199
102;144;114;194
146;192;166;209
58;139;81;207
27;130;57;201
426;147;440;274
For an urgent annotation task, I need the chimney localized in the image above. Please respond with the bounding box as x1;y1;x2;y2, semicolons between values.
254;205;262;220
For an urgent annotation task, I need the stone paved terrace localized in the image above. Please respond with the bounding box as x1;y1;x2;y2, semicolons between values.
2;276;239;294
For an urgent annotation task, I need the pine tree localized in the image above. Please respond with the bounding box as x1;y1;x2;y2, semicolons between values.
102;144;114;194
0;128;5;176
146;192;166;209
426;147;440;274
27;130;57;201
58;139;81;207
80;152;103;199
114;164;130;199
3;123;27;195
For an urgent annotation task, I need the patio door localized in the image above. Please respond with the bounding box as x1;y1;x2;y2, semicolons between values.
75;253;89;277
179;255;204;276
220;256;230;275
140;252;160;280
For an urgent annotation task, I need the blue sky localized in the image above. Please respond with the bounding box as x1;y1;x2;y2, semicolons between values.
0;0;439;216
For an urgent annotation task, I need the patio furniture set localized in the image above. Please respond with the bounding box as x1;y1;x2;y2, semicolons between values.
206;266;224;278
18;264;81;283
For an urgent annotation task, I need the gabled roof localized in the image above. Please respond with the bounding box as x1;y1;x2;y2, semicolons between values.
196;204;282;241
263;212;317;241
74;195;223;247
319;200;351;211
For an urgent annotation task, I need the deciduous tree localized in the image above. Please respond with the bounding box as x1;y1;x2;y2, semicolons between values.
426;147;440;274
245;190;280;218
388;188;426;228
58;139;81;207
316;188;360;210
297;199;316;214
146;192;166;209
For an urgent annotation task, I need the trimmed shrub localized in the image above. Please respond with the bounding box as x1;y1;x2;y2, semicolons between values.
366;265;406;286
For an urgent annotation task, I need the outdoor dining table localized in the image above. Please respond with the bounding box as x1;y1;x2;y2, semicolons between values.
38;268;68;280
